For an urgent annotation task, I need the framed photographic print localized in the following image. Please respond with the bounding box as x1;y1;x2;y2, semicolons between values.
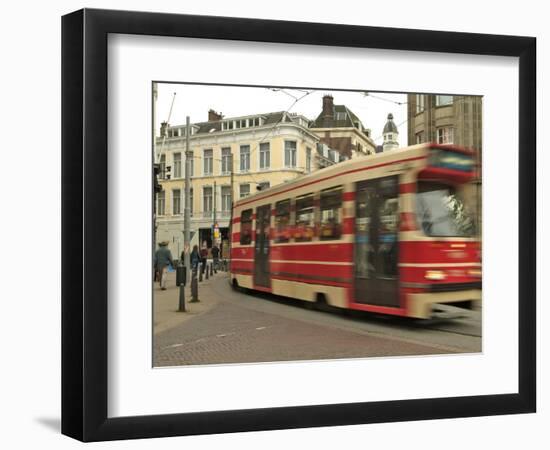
61;8;536;442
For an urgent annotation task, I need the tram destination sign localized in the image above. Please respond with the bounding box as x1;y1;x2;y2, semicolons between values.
428;148;474;172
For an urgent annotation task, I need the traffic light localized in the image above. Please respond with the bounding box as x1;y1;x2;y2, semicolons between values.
153;163;162;193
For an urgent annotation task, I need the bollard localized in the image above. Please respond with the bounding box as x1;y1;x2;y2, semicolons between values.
178;282;186;311
176;264;187;312
190;268;199;302
205;264;209;280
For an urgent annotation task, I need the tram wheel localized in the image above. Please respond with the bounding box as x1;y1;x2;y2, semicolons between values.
315;293;331;312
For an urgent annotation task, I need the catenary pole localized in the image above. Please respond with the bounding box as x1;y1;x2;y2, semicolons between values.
213;180;217;245
184;116;191;280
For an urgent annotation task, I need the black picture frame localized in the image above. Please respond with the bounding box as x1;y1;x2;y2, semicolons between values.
61;8;536;442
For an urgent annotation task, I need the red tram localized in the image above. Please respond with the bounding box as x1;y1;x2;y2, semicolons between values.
230;143;481;319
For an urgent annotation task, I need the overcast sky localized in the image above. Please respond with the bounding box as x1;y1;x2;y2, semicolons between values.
155;83;408;146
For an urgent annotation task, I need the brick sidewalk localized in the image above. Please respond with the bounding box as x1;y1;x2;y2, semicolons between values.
153;264;227;335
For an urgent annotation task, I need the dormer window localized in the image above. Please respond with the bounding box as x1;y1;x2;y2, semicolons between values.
335;112;346;121
222;121;234;131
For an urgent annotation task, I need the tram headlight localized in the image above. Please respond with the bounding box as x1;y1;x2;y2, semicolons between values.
468;269;482;277
425;270;447;281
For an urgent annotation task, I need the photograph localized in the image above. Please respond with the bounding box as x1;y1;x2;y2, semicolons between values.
152;84;483;367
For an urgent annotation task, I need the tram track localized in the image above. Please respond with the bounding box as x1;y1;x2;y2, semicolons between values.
211;275;482;353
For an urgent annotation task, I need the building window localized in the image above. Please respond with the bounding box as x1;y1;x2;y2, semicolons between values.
387;133;393;141
157;190;165;215
435;95;453;106
259;142;270;170
285;141;297;168
415;94;425;114
240;145;250;172
320;187;343;240
240;209;253;245
221;147;231;174
235;119;248;129
274;199;291;243
437;127;454;144
415;131;425;144
159;154;166;179
188;151;194;177
306;147;312;172
172;189;181;215
203;186;212;217
221;186;232;213
173;153;181;178
240;184;250;198
258;181;270;191
203;149;213;175
294;194;315;242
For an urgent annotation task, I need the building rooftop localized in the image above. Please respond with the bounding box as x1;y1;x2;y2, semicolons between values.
163;111;311;138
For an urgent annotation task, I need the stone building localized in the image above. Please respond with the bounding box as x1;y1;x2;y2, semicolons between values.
310;95;376;159
407;94;483;233
407;94;482;152
155;109;320;257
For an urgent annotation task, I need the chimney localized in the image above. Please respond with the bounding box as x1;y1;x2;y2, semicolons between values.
160;121;169;137
322;95;334;119
208;109;223;121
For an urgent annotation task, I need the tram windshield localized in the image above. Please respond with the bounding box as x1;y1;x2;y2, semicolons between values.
416;182;476;237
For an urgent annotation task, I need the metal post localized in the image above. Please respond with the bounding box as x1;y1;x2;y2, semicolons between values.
178;280;186;312
177;263;186;312
213;180;217;240
205;264;209;280
184;116;191;284
191;269;199;302
228;153;234;268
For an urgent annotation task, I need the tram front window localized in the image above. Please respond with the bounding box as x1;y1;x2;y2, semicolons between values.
416;182;476;237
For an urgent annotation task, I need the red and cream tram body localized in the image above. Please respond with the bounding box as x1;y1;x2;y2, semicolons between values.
230;143;481;319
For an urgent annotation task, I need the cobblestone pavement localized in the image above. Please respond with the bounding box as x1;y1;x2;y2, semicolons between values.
153;274;459;367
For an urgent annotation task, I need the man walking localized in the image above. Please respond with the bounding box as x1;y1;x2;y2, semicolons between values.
154;241;174;290
211;243;220;270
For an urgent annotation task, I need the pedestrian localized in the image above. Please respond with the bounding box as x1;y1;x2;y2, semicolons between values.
190;245;201;274
211;243;220;270
200;241;208;273
154;241;174;290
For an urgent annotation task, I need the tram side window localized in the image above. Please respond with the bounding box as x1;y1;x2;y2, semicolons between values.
320;187;343;240
377;177;399;278
240;209;253;245
274;199;291;243
294;194;315;242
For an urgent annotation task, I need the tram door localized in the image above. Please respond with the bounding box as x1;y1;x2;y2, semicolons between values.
254;204;271;288
354;177;399;307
